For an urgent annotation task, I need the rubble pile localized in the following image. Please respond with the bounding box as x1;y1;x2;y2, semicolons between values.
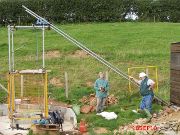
114;107;180;135
114;119;180;135
79;94;118;114
106;94;118;105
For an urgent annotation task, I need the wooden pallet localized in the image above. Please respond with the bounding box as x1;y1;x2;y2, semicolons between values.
170;42;180;106
35;124;60;131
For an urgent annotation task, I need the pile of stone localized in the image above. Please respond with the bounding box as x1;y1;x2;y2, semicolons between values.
114;118;180;135
79;94;118;114
114;107;180;135
156;120;180;135
106;94;118;105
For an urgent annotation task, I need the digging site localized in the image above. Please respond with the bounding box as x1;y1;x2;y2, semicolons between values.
0;2;180;135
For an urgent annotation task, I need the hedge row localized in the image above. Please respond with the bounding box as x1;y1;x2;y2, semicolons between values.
0;0;125;25
1;0;180;25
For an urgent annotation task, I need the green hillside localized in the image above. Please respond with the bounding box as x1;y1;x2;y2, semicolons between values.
0;22;179;131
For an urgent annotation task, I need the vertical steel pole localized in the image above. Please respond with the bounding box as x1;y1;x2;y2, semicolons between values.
8;25;11;72
42;25;45;69
44;72;48;117
11;29;15;72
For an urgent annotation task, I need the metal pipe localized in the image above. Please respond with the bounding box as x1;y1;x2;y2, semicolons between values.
11;29;14;72
42;25;45;69
8;25;11;72
0;83;8;93
10;25;49;29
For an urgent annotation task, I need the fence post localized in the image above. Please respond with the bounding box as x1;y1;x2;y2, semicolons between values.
65;72;68;98
105;71;109;95
105;71;108;81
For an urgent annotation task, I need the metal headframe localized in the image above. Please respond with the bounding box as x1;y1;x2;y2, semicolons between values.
8;25;49;72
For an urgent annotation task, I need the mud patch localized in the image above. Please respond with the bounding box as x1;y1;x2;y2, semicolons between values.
45;50;61;59
93;127;108;134
48;98;72;107
70;50;89;58
50;77;64;87
86;81;93;87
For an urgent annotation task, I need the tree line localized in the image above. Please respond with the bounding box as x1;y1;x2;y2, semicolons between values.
0;0;180;25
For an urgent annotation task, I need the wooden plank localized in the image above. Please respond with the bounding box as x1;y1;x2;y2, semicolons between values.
171;79;180;83
35;124;59;131
170;91;180;98
171;80;180;84
171;93;180;99
170;99;180;105
170;87;180;92
170;81;180;85
171;74;180;79
170;92;180;101
170;96;180;102
171;67;180;70
170;77;180;81
171;70;180;75
170;73;180;77
171;53;180;69
171;43;180;53
171;87;180;92
170;43;180;105
171;88;180;93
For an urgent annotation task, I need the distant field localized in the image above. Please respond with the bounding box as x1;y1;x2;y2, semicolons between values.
0;22;179;131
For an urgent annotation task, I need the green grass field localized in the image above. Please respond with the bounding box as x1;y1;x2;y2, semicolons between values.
0;22;179;133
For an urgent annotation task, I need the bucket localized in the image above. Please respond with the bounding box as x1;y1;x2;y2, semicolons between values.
79;120;87;133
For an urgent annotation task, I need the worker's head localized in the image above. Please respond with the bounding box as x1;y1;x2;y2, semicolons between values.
139;72;147;80
99;72;105;79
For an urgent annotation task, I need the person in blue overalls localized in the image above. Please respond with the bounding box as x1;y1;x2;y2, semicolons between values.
94;72;109;114
130;72;155;114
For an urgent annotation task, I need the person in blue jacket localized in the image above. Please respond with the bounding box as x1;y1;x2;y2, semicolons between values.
94;72;109;113
130;72;155;114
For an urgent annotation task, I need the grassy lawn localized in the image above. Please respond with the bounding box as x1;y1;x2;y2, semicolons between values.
0;22;179;132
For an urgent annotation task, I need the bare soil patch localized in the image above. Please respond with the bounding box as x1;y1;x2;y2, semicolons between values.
45;50;61;59
70;50;89;58
93;127;108;134
50;77;64;87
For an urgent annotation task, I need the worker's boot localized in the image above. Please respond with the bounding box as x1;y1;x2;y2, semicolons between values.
137;109;144;113
144;109;152;119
